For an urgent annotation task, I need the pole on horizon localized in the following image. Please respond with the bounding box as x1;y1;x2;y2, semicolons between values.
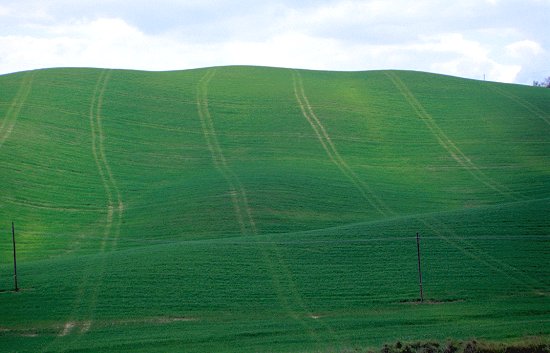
416;232;423;302
12;222;18;292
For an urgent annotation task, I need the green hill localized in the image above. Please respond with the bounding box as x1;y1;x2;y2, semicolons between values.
0;66;549;352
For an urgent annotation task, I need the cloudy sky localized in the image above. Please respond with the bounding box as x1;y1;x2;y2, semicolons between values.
0;0;548;84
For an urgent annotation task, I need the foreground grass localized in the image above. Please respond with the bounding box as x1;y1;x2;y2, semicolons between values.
0;66;548;352
1;199;548;352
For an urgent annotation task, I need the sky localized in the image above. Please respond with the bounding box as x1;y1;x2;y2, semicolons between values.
0;0;548;84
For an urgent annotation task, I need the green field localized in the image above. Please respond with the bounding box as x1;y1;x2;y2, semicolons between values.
0;66;549;352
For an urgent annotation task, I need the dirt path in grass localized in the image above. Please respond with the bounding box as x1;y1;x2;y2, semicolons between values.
292;70;392;218
0;316;197;339
0;71;35;148
386;72;525;201
59;322;76;337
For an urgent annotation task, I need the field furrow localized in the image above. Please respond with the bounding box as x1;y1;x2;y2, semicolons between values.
0;72;34;148
89;70;124;250
420;216;549;297
488;84;550;126
46;70;125;350
0;66;548;353
196;69;333;339
196;69;255;235
386;72;524;201
292;70;392;217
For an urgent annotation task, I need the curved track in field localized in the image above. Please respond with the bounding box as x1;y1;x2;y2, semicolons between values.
195;69;338;346
0;72;35;148
89;70;124;251
488;84;550;126
196;69;256;236
386;72;525;201
292;70;392;217
47;70;125;350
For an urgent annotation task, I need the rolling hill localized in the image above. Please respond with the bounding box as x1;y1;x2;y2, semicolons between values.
0;66;549;352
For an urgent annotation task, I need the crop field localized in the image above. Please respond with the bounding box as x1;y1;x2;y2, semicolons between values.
0;66;549;352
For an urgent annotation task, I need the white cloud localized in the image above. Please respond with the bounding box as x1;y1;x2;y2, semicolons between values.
219;33;336;69
0;18;527;83
411;34;523;82
432;58;521;83
506;40;543;58
413;33;488;58
0;18;191;72
0;5;11;17
288;1;392;25
0;0;548;84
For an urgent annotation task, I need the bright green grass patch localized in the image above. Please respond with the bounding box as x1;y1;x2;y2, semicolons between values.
0;66;548;352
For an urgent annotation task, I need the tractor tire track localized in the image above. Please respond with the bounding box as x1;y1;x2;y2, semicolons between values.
45;70;123;351
0;71;35;148
90;70;124;251
196;69;333;346
488;84;550;127
263;239;341;347
433;217;549;295
196;69;255;235
292;70;391;218
386;72;524;201
80;68;125;336
420;216;548;297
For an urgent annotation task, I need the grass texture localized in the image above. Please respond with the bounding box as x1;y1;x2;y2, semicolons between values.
0;66;548;352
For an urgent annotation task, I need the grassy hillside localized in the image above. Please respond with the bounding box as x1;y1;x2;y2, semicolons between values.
0;66;548;352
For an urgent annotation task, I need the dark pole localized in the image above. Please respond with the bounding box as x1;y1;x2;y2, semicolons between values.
416;232;423;302
12;222;18;292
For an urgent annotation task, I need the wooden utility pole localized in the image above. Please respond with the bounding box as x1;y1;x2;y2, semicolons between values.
12;222;18;292
416;232;423;302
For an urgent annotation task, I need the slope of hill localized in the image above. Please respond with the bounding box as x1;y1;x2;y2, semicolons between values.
0;66;548;352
